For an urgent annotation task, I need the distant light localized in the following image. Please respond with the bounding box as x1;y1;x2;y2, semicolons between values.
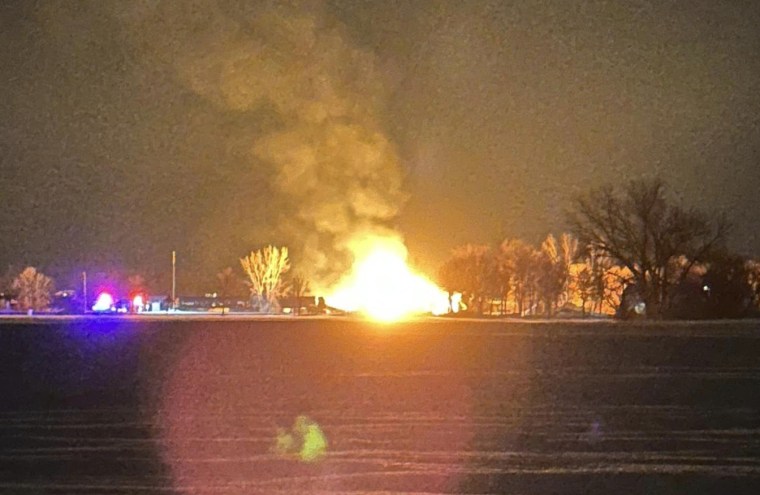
703;285;710;292
634;302;646;315
133;294;144;311
92;292;114;312
451;292;463;313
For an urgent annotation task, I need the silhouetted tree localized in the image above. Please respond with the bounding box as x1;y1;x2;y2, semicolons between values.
568;178;729;317
572;265;595;316
701;253;755;318
0;265;14;292
493;246;514;315
500;239;538;316
537;233;579;316
216;267;243;299
568;248;629;316
439;244;495;315
289;272;310;316
12;267;54;312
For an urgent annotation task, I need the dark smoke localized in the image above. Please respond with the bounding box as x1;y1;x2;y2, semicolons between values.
114;0;407;288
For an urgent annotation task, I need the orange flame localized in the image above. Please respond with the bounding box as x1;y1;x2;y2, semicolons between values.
325;235;453;322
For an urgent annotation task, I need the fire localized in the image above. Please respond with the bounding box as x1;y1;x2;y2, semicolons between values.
325;235;454;322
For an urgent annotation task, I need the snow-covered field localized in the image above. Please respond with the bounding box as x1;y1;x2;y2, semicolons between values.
1;319;759;494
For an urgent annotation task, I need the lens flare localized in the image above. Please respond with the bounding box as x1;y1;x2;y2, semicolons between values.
325;235;452;322
273;415;328;463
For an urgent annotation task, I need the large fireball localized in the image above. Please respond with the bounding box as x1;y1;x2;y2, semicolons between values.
325;235;452;322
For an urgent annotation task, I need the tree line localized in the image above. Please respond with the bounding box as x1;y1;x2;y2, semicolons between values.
3;178;759;319
438;178;760;319
0;247;307;315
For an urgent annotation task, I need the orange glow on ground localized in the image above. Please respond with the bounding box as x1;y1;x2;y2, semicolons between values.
324;235;452;322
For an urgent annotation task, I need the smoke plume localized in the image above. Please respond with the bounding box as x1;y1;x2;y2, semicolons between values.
116;0;406;287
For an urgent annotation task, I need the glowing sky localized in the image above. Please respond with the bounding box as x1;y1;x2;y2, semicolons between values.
1;0;759;290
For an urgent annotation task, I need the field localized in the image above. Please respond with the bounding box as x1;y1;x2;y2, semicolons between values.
1;317;759;494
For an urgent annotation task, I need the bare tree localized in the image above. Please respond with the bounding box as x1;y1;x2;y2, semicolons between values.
240;246;290;313
493;247;514;315
439;244;496;315
565;247;625;316
289;273;310;316
0;265;16;293
538;233;579;316
12;267;54;312
699;252;755;318
216;267;243;299
500;239;538;316
568;178;729;317
572;265;595;316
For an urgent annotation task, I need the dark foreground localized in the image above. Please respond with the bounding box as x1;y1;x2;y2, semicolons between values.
1;317;759;494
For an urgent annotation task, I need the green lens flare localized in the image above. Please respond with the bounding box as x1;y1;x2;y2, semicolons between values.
274;415;328;463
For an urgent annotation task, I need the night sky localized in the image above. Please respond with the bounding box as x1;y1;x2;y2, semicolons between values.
2;0;759;292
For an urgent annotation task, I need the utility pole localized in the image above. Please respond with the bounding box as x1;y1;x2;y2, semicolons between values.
171;250;176;311
82;271;87;314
